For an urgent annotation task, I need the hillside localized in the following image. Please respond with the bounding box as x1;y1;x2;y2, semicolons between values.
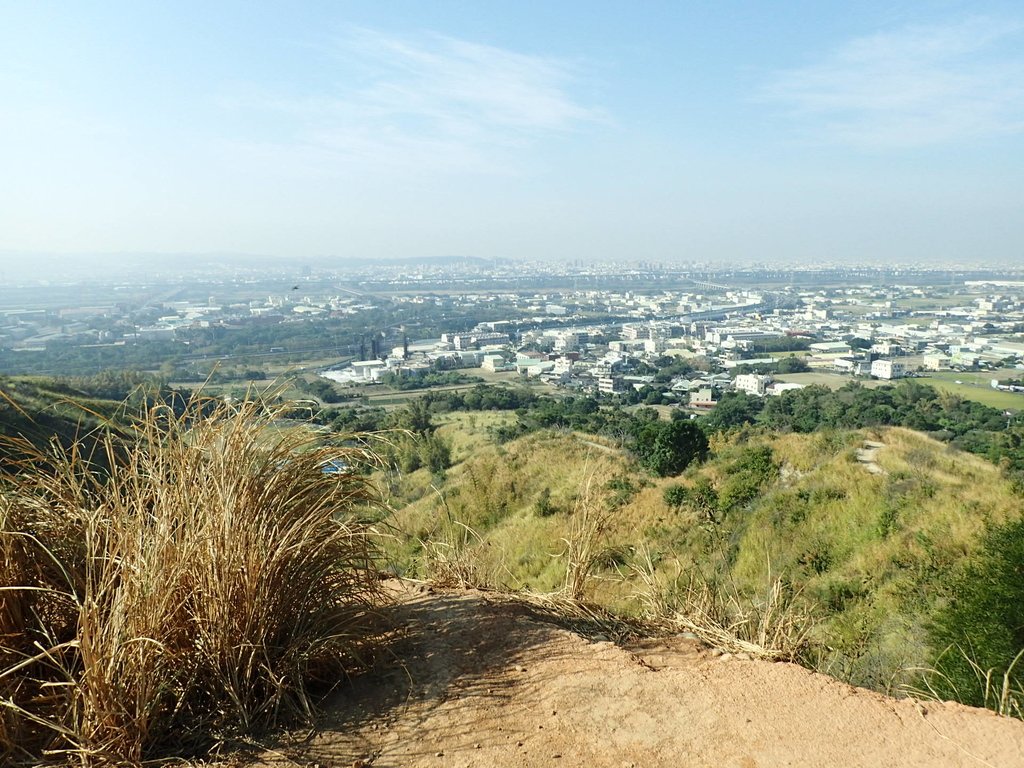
1;380;1022;765
0;373;177;469
386;419;1023;695
246;582;1024;768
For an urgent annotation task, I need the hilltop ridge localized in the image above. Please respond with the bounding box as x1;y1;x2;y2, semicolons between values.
247;581;1024;768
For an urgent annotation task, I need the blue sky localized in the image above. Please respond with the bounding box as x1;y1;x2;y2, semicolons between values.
2;1;1023;268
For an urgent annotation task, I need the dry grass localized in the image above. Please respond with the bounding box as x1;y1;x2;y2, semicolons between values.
630;547;814;662
561;469;614;602
904;647;1024;719
0;394;385;765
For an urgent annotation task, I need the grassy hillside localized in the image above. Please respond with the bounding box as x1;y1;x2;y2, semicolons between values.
386;417;1022;695
0;376;128;471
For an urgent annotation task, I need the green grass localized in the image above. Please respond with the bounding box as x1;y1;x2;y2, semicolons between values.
919;372;1024;411
774;372;886;389
435;410;517;463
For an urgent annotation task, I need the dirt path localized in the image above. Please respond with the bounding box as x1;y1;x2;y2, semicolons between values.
249;585;1024;768
856;440;886;475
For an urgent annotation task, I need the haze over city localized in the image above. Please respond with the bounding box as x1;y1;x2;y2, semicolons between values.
2;1;1024;276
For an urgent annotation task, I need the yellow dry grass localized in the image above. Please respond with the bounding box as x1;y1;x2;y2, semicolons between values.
0;394;386;766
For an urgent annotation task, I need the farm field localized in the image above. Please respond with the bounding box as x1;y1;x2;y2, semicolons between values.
775;369;1024;411
921;371;1024;410
774;372;886;389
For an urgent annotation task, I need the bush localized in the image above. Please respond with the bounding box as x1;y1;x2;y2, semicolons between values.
534;487;557;517
718;446;779;512
926;518;1024;713
606;475;639;508
0;396;385;764
686;476;720;522
663;483;687;510
632;419;709;477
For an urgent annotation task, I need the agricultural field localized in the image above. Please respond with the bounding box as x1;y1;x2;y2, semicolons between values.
774;372;886;389
921;371;1024;411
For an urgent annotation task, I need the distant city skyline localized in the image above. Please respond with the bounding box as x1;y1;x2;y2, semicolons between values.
2;2;1023;270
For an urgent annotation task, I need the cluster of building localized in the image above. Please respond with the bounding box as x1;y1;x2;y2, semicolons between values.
325;282;1024;410
0;292;379;353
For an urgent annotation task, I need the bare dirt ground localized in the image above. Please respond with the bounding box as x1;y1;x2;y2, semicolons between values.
245;584;1024;768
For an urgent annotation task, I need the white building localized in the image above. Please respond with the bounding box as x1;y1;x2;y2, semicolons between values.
871;359;905;380
598;376;626;395
767;382;804;396
451;331;509;350
481;354;509;372
734;373;772;396
923;352;951;371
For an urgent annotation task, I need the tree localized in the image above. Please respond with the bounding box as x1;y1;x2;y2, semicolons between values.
392;398;434;435
702;391;764;432
776;355;810;374
663;483;687;510
632;419;709;477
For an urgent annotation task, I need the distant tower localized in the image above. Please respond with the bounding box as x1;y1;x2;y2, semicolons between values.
403;333;409;360
370;337;379;359
359;337;367;361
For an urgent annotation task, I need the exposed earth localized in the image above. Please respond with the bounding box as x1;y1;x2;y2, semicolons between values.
245;583;1024;768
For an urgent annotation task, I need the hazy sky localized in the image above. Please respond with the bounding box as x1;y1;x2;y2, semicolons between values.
2;1;1023;268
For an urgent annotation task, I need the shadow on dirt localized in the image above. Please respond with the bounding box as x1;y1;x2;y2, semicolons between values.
253;585;629;767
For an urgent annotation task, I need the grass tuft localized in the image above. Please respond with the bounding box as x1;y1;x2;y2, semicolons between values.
904;646;1024;719
0;393;385;765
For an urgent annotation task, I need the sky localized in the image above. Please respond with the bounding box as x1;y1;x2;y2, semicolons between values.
2;1;1023;271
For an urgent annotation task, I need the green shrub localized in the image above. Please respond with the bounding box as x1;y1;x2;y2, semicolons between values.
632;419;709;477
663;483;687;510
718;445;779;512
926;518;1024;713
534;487;557;517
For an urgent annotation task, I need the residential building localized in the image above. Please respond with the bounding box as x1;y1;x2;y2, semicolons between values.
734;373;772;396
871;359;905;380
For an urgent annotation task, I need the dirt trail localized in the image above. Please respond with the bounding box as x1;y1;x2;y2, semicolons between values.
856;440;886;475
250;584;1024;768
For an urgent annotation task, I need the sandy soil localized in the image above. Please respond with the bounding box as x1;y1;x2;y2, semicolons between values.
247;584;1024;768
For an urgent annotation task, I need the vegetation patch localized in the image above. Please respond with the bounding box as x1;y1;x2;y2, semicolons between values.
0;395;385;765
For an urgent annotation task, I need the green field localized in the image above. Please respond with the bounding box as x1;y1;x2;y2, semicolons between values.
774;370;1024;411
774;372;886;389
921;371;1024;411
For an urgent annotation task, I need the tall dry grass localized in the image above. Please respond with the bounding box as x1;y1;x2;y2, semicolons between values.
630;546;813;662
562;470;614;602
904;647;1024;719
0;394;385;765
